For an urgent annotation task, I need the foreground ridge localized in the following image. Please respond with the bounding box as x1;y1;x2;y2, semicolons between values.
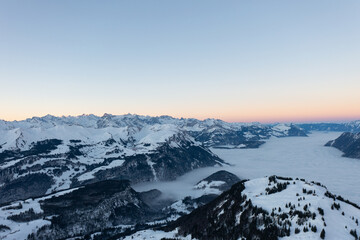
127;176;360;240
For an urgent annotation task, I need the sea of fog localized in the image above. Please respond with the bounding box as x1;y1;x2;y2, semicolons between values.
133;132;360;204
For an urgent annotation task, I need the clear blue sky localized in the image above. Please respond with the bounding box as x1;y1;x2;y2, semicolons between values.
1;0;359;122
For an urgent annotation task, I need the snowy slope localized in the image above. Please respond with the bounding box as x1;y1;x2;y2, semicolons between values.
126;176;360;240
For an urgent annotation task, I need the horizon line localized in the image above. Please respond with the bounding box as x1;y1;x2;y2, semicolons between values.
1;113;359;125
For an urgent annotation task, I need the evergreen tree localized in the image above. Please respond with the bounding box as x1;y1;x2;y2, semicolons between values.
350;229;358;239
320;229;325;239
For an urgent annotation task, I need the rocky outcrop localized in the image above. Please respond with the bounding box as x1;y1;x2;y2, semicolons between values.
325;132;360;159
194;170;241;192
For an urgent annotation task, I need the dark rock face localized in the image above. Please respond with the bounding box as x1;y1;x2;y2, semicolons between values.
195;170;241;192
31;180;162;240
182;194;219;211
139;189;162;201
138;189;174;211
325;132;360;159
0;173;53;204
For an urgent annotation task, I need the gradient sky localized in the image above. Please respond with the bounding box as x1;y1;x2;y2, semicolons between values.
1;0;360;123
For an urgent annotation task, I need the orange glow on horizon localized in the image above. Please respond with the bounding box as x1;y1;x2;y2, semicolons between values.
1;110;360;124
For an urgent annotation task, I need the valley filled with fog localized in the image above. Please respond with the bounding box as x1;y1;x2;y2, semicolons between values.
134;131;360;204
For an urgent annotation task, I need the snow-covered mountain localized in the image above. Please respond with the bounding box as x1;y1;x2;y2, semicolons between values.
0;126;223;204
128;176;360;240
325;132;360;159
0;114;306;204
0;114;306;151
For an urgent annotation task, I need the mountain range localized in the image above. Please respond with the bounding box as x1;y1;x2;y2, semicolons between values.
1;114;360;240
0;114;307;204
298;121;360;133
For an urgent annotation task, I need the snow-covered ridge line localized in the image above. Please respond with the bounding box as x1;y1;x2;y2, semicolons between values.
129;176;360;240
0;113;244;130
2;113;358;130
0;113;306;153
0;113;307;130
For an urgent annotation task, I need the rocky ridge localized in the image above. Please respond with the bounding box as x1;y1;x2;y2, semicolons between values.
325;132;360;159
